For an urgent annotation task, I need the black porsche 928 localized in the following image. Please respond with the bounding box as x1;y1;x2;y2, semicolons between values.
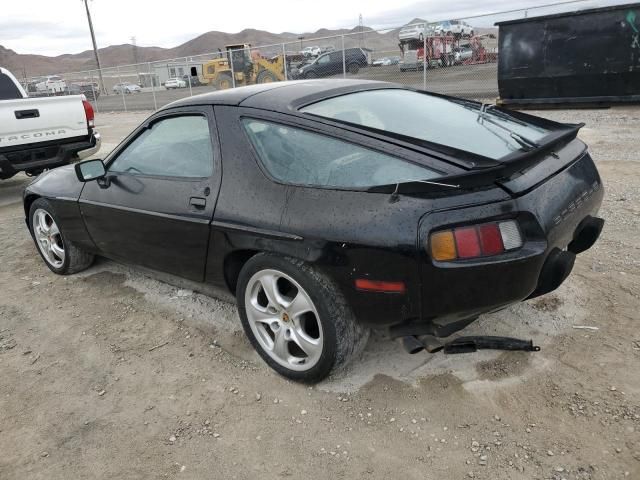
23;80;604;382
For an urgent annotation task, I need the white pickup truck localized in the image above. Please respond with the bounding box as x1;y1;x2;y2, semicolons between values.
0;67;100;180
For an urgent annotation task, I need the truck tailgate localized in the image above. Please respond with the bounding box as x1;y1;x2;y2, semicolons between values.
0;95;88;150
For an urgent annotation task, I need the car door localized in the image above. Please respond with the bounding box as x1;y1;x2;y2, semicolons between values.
79;106;221;282
314;54;331;76
327;52;345;76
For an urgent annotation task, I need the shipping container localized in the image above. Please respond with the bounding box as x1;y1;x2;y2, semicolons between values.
496;3;640;106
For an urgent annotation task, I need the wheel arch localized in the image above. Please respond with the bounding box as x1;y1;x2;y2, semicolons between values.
23;193;41;227
221;241;330;297
223;249;261;296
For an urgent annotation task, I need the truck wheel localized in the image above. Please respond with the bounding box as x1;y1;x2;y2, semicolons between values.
347;63;359;74
214;72;234;90
256;70;279;84
236;253;369;383
29;198;94;275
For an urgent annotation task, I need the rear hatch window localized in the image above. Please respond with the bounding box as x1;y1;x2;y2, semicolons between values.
300;89;551;161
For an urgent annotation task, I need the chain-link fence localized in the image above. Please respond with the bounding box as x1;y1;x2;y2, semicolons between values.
17;5;551;113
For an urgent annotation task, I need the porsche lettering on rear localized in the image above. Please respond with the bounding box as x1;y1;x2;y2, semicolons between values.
552;180;601;226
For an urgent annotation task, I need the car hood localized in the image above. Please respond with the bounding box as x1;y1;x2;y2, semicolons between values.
24;164;84;201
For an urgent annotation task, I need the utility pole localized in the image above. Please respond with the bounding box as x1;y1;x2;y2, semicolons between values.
131;36;140;77
83;0;106;94
359;13;364;47
131;36;139;64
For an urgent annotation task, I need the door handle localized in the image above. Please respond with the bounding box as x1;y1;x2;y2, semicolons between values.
15;109;40;119
189;197;206;209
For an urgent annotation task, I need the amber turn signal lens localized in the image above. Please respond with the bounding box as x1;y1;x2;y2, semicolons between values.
430;230;457;261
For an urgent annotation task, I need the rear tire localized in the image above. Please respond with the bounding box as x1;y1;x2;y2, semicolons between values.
236;253;369;382
347;63;359;74
29;198;94;275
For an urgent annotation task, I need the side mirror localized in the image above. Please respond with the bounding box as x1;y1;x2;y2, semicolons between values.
74;159;106;182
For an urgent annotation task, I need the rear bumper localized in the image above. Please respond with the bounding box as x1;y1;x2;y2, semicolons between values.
0;131;100;179
77;132;101;160
354;150;604;337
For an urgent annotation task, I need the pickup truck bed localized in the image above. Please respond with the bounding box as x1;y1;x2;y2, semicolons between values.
0;67;100;179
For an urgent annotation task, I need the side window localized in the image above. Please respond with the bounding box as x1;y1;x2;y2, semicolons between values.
242;119;440;189
329;52;342;62
317;55;330;65
0;73;23;100
109;115;213;178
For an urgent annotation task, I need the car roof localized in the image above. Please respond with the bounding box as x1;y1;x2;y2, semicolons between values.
162;79;402;113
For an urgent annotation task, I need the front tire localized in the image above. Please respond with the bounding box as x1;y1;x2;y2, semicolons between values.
256;70;279;84
214;72;233;90
236;254;369;382
29;198;94;275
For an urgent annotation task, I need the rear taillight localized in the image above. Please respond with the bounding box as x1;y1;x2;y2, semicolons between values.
82;98;95;128
430;220;523;261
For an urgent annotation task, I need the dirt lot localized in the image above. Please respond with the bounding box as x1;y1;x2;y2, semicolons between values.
1;107;638;480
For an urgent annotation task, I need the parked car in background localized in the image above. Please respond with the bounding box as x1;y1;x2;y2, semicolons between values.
372;56;401;67
66;82;100;100
165;78;187;89
435;20;474;37
0;67;100;180
293;48;369;78
182;74;203;87
399;22;426;42
300;46;321;57
113;82;141;94
22;80;603;381
35;75;66;95
453;46;474;64
399;50;423;71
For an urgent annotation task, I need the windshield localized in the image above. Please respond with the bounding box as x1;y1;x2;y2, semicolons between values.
301;89;551;160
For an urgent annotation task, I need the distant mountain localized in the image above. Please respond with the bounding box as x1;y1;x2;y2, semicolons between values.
1;20;497;78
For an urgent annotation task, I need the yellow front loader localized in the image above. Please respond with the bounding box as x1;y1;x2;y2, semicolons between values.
202;44;286;90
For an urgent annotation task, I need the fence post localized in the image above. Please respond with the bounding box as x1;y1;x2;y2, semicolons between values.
148;62;158;110
341;35;346;78
117;65;127;112
90;70;99;113
422;28;427;90
185;57;193;96
229;48;236;88
282;43;288;80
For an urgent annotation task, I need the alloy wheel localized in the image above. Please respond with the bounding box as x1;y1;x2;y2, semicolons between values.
33;208;65;268
244;269;323;371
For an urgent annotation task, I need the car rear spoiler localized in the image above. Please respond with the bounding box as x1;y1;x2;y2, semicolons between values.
368;123;584;195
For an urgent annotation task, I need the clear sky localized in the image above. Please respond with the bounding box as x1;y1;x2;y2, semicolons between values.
0;0;632;56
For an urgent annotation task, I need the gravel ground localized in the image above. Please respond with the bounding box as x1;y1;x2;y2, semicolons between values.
0;107;638;479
